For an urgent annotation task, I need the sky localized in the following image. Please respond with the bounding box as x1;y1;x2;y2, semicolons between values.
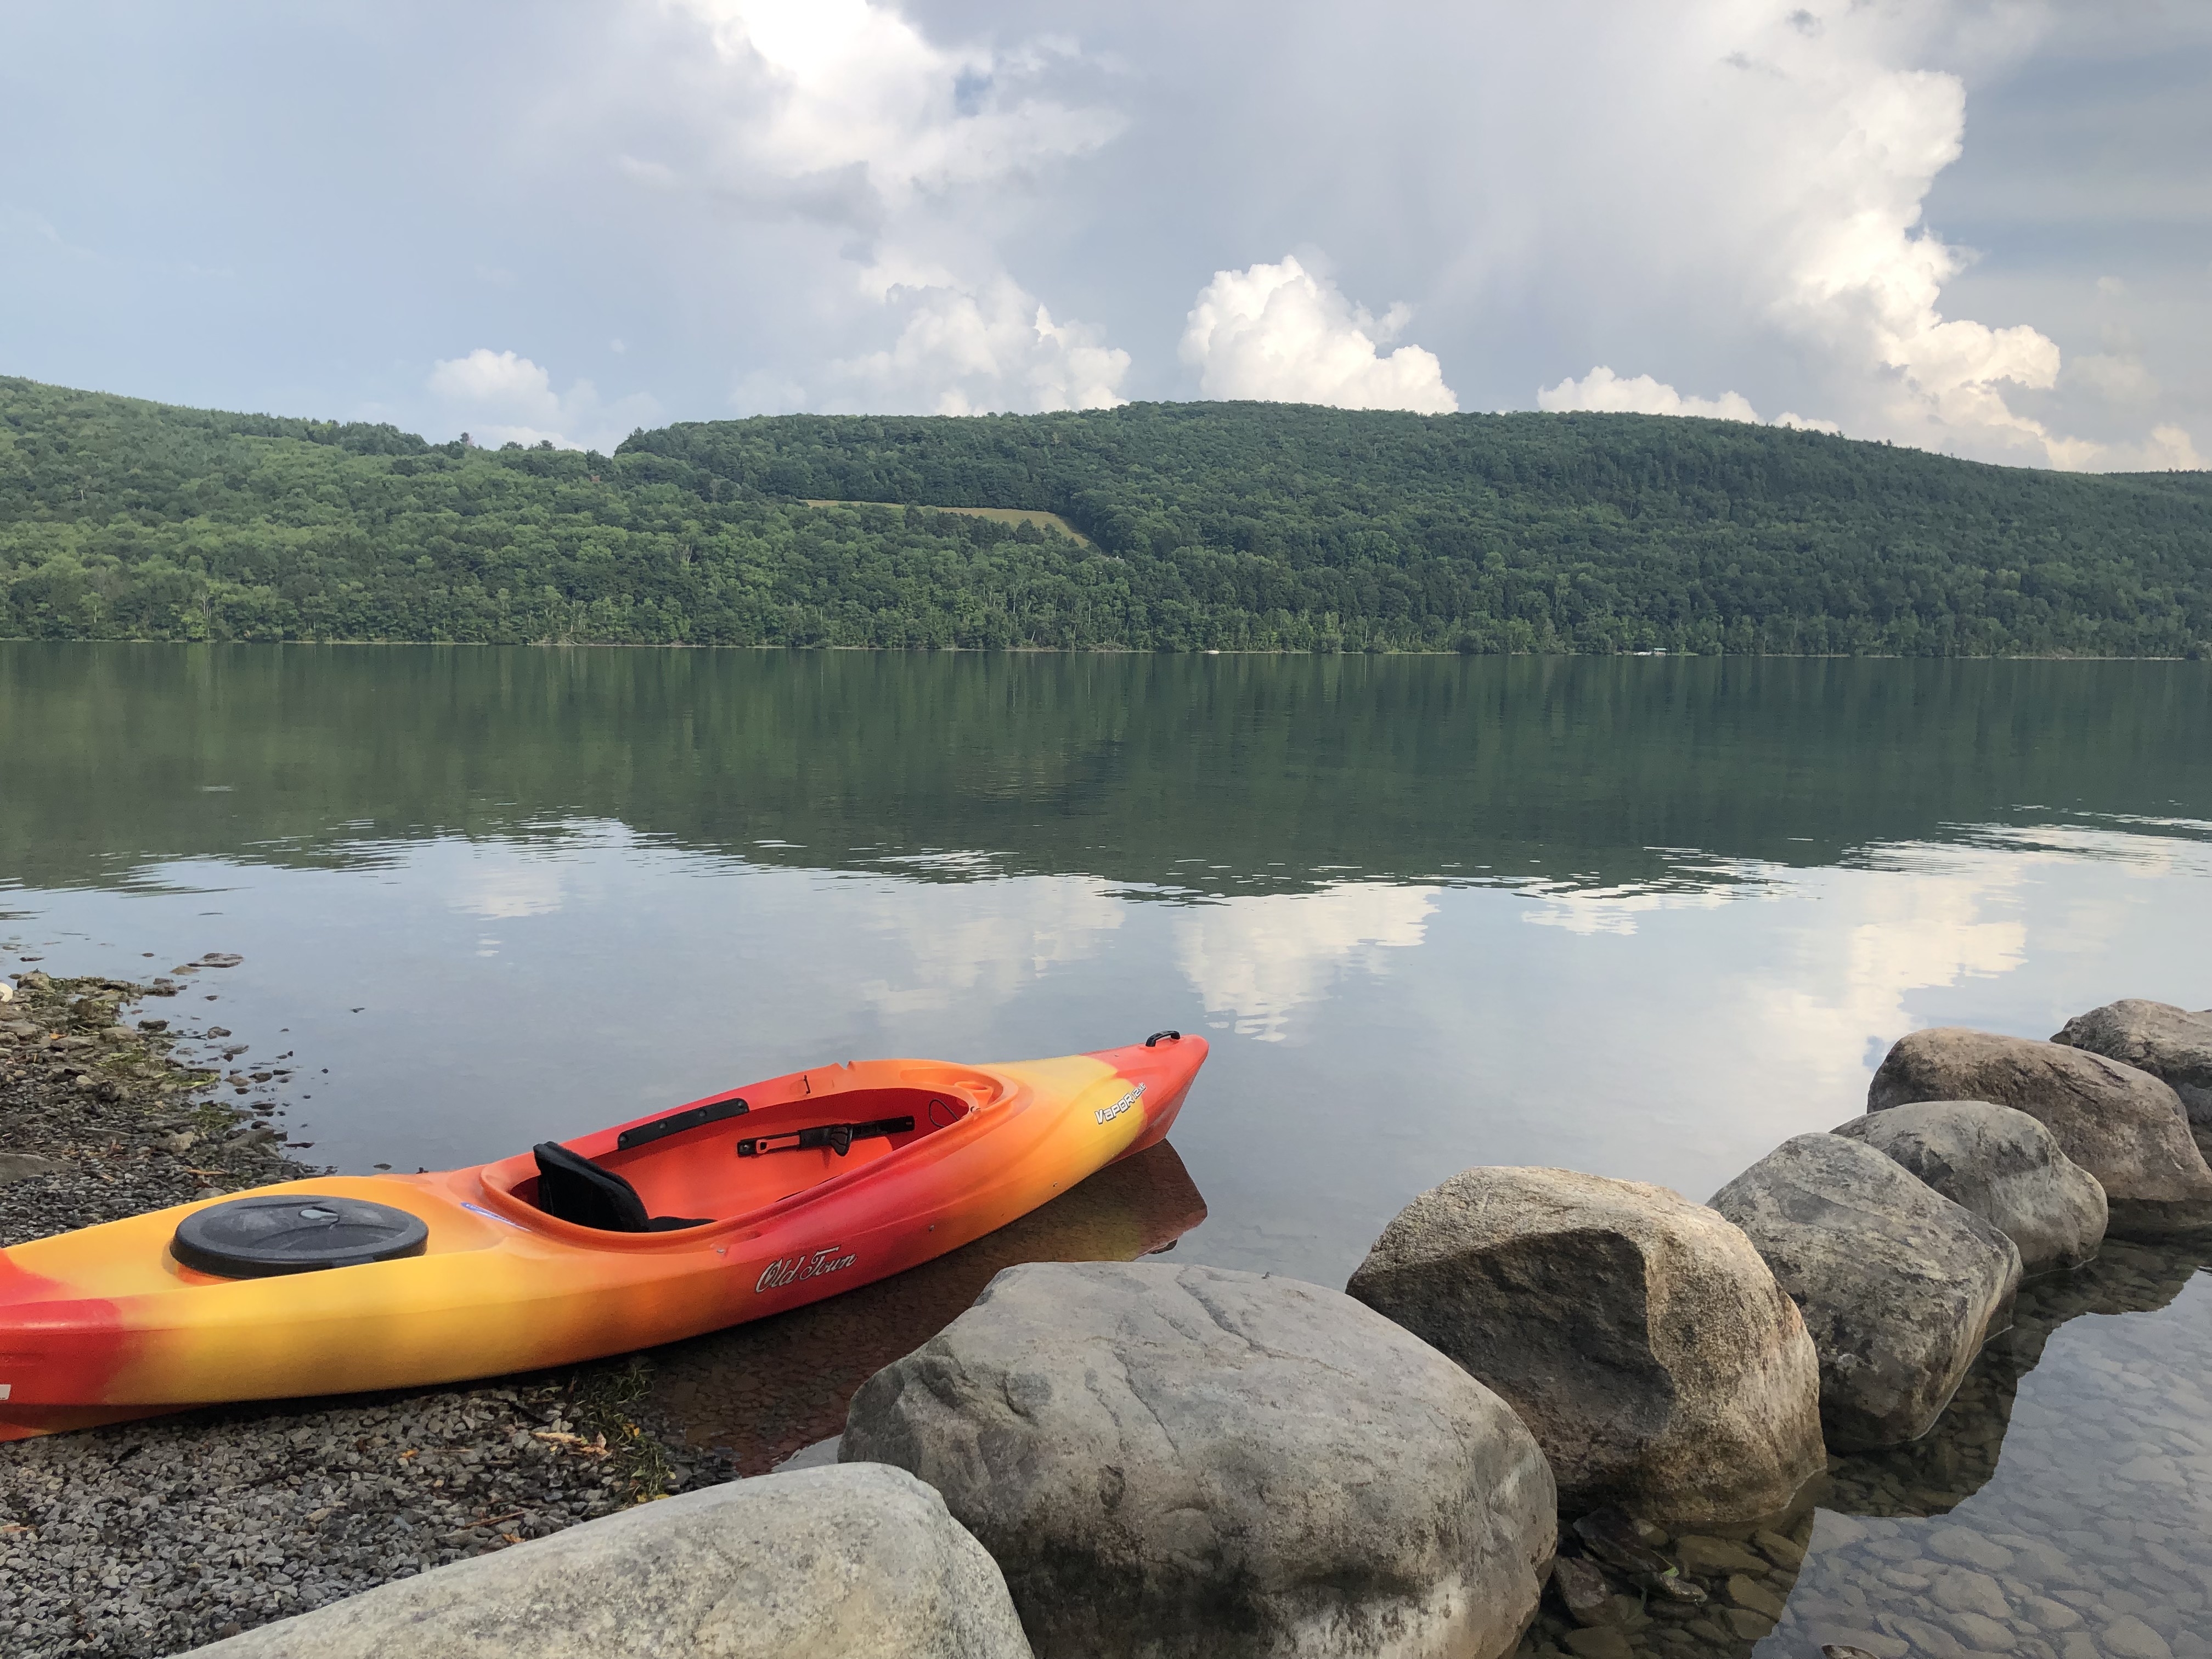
2;1;2206;470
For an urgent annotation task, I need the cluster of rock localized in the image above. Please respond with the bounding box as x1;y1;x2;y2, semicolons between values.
1872;1019;2212;1238
168;997;2212;1659
1711;1005;2212;1462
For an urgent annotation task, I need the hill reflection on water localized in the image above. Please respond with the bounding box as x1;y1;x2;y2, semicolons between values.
5;644;2209;898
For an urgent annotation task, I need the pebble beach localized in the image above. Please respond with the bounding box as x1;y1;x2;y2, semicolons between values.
0;970;714;1658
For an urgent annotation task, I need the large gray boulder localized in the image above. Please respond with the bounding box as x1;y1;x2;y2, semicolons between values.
181;1464;1033;1659
1867;1026;2212;1238
1344;1166;1824;1524
2053;1000;2212;1160
842;1260;1556;1659
1709;1134;2022;1452
1833;1100;2107;1274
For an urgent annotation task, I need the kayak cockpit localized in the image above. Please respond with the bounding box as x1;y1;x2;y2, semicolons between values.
529;1141;716;1233
489;1073;996;1236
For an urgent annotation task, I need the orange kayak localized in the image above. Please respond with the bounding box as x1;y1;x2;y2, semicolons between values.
0;1032;1207;1441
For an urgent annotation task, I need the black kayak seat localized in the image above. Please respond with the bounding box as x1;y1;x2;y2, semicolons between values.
532;1141;710;1233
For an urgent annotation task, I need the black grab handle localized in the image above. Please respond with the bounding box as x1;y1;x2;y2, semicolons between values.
736;1116;916;1159
616;1095;748;1152
1144;1030;1182;1047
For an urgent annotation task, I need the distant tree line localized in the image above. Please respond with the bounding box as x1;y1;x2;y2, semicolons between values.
3;374;2207;654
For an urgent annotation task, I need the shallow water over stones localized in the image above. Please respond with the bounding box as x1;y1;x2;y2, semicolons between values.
1517;1239;2212;1659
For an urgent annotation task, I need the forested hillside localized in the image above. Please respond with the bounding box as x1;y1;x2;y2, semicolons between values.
3;374;2206;653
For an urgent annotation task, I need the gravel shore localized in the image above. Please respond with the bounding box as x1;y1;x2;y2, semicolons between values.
0;970;714;1659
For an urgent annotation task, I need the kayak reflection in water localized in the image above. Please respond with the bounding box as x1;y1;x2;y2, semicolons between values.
649;1137;1211;1473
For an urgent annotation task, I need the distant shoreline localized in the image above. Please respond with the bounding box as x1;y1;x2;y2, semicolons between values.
1;637;2200;661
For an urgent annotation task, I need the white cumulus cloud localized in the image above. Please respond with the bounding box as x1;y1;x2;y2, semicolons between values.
1746;40;2074;460
2095;423;2208;472
1181;255;1457;413
1611;8;2092;467
1506;8;2101;461
640;0;1128;416
1537;367;1761;424
425;349;659;453
834;263;1128;415
1537;366;1841;433
669;0;1121;212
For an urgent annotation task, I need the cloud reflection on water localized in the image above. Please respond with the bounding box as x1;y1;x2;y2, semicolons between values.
1173;883;1440;1042
3;816;2207;1284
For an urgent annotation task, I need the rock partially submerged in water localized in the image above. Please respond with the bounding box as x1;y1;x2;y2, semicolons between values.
1711;1134;2022;1452
843;1259;1556;1659
1867;1027;2212;1238
2052;999;2212;1160
1550;1555;1626;1627
1345;1166;1824;1525
179;1464;1032;1659
1833;1099;2107;1274
1571;1508;1707;1605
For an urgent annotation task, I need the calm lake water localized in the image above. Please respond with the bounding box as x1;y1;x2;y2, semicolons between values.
5;644;2211;1651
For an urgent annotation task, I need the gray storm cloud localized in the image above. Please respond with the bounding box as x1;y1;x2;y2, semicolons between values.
1523;3;2199;467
